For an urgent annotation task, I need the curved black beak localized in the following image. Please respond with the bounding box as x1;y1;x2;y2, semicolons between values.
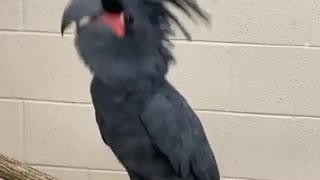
61;0;103;36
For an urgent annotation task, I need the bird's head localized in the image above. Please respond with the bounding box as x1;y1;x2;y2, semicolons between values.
61;0;209;76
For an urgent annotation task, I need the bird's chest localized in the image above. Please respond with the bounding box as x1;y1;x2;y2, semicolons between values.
100;104;145;137
98;105;154;157
91;83;150;141
90;76;155;153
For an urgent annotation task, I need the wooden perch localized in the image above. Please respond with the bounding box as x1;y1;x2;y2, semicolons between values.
0;153;59;180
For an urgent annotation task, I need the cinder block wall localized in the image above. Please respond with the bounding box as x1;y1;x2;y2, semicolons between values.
1;0;320;180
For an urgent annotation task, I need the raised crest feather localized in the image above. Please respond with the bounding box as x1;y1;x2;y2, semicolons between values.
137;0;210;40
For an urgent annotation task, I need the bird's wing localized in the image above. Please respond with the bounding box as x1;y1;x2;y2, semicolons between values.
94;110;110;146
140;91;219;179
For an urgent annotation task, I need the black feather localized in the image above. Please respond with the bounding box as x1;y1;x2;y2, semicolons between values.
135;0;209;39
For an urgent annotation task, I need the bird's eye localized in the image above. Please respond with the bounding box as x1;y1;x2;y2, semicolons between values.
124;14;134;25
79;16;91;28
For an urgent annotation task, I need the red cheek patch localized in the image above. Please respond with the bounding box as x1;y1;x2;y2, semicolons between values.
99;12;124;37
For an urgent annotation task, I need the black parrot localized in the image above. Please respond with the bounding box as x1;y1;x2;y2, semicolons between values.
61;0;220;179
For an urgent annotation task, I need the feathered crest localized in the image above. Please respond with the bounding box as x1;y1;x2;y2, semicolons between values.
165;0;209;39
139;0;210;40
111;0;209;65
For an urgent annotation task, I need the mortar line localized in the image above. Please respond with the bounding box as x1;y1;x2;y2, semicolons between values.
194;109;320;119
30;163;126;173
1;97;320;120
2;29;320;49
26;163;278;180
222;176;273;180
0;97;91;105
27;164;277;180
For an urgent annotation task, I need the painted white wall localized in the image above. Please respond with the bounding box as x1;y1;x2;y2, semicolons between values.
1;0;320;179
